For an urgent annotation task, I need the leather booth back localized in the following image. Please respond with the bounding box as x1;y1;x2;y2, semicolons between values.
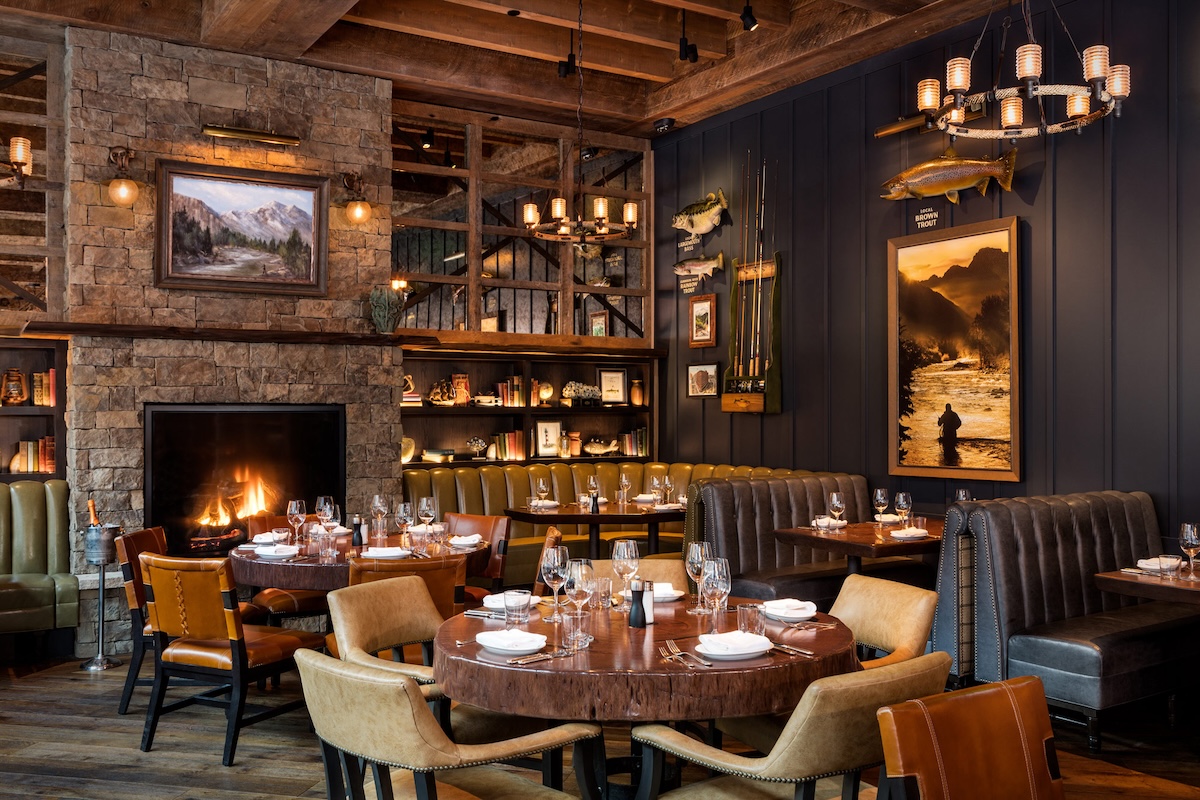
0;479;70;576
971;491;1161;684
931;501;981;684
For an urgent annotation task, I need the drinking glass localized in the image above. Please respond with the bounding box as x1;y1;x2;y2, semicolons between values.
370;494;389;529
564;559;595;613
315;496;334;534
417;497;435;527
663;477;675;506
1180;522;1200;581
536;478;550;503
586;474;600;500
737;603;766;636
611;539;640;613
650;476;663;504
685;541;712;615
286;499;306;545
540;545;570;623
503;589;531;629
700;558;731;634
395;502;413;534
589;577;613;610
827;492;846;526
954;488;973;502
872;488;889;525
618;473;632;505
323;503;341;532
895;492;913;526
562;609;590;652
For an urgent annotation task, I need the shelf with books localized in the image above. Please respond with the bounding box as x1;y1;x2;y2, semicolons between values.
0;339;66;482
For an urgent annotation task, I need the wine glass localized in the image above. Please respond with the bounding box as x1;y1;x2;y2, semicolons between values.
323;503;341;532
663;476;675;505
315;494;334;523
371;494;389;523
650;475;663;504
586;474;600;500
895;492;913;526
618;473;633;505
536;478;550;504
610;539;640;613
395;501;413;534
685;541;712;615
1180;522;1200;581
417;497;435;527
286;499;306;545
872;488;889;525
827;492;846;527
540;545;570;623
700;557;731;634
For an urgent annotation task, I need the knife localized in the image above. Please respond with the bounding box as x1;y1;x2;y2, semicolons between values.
509;649;568;665
464;610;505;619
771;641;815;657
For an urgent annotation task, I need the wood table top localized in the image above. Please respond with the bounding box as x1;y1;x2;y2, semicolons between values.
433;599;859;723
773;518;945;559
1095;569;1200;604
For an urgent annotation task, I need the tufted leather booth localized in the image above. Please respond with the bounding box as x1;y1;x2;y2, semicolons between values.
930;500;981;687
402;462;811;586
0;479;77;635
970;490;1200;750
690;475;936;607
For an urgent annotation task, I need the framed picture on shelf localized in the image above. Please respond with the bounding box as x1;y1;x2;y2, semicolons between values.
689;293;716;348
154;161;329;296
687;363;719;397
597;368;628;404
535;420;563;457
887;216;1020;482
589;310;609;337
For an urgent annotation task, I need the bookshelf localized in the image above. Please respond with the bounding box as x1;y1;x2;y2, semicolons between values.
0;339;66;482
400;348;658;465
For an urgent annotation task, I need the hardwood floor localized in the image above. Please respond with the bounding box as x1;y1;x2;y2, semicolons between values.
1;652;1197;799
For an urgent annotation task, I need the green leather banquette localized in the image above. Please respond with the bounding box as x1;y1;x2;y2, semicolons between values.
0;480;78;634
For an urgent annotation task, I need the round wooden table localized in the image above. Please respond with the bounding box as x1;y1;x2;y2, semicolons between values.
505;501;686;560
434;598;859;723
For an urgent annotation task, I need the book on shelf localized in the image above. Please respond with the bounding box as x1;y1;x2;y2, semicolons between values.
490;429;525;461
26;370;56;407
400;390;424;407
8;435;55;473
620;427;649;457
495;375;524;408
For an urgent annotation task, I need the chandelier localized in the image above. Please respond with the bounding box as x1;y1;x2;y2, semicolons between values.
523;0;638;243
914;0;1129;141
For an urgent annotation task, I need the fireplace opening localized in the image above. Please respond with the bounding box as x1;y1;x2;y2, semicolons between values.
145;404;346;555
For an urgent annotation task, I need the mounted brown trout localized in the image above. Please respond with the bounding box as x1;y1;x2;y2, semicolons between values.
880;147;1017;204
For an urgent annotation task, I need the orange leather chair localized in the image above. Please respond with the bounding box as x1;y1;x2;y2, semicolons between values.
246;513;330;629
444;512;511;608
876;675;1065;800
532;526;563;597
114;527;267;715
137;553;325;765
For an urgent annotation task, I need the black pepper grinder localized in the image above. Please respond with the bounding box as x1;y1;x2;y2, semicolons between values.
350;514;363;548
590;492;600;514
628;579;646;628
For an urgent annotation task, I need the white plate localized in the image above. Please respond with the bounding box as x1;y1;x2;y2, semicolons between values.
764;608;816;623
694;643;772;661
890;531;928;540
363;547;411;559
620;589;686;602
482;594;543;611
255;544;299;560
475;630;547;657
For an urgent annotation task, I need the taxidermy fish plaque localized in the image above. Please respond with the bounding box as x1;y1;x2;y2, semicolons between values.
673;251;724;279
880;148;1016;204
672;188;728;234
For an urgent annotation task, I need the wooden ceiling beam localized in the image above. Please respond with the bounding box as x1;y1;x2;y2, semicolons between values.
649;0;790;29
440;0;727;60
200;0;360;58
835;0;932;14
302;23;647;127
0;0;202;43
344;0;674;81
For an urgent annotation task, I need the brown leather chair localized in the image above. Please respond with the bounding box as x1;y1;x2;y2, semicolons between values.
114;527;267;715
137;553;325;765
531;526;563;597
876;675;1065;800
348;553;466;617
632;652;952;800
295;649;604;800
444;512;511;607
247;513;330;629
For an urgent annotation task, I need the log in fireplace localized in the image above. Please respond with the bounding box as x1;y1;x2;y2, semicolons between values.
144;404;346;554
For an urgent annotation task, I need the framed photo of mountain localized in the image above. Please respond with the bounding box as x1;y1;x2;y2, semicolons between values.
154;161;329;296
887;216;1020;482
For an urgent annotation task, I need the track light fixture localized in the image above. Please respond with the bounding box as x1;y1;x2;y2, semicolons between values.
741;4;759;32
558;30;577;78
420;128;434;150
443;144;455;169
679;11;698;63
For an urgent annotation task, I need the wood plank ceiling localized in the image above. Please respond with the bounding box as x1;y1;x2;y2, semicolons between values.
0;0;1001;136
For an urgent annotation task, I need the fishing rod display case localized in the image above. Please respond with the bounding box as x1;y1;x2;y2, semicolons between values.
722;252;781;414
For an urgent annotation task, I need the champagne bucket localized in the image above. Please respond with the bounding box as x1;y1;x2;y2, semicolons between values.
84;523;122;566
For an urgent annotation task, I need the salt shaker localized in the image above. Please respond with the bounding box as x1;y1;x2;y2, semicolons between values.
642;580;655;625
628;579;646;628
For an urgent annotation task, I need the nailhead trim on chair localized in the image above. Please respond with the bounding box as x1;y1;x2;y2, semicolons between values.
323;730;602;772
628;733;880;783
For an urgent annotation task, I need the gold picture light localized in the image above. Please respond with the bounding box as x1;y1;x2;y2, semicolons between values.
201;124;300;147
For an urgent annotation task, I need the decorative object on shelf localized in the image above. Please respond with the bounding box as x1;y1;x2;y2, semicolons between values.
887;0;1129;143
451;374;470;406
400;437;416;464
486;443;498;460
521;0;638;244
689;293;716;348
589;310;609;337
1;368;28;405
724;156;781;414
422;449;454;463
568;431;582;457
630;379;644;407
687;363;719;398
341;172;372;224
597;368;628;404
466;436;488;460
881;147;1017;204
154;161;329;296
473;394;501;407
106;146;139;207
428;379;456;406
535;420;563;458
369;285;403;333
674;251;724;280
559;434;571;459
583;438;619;456
888;216;1021;482
3;136;31;190
671;188;727;235
537;382;554;407
561;381;601;407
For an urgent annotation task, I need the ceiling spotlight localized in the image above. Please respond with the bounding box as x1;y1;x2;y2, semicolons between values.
654;118;675;134
443;146;455;169
580;146;599;161
679;11;698;63
558;51;576;79
741;4;759;32
420;128;434;150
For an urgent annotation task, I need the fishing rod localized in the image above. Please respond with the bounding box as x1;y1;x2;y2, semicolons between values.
749;160;765;378
737;155;750;376
764;159;778;371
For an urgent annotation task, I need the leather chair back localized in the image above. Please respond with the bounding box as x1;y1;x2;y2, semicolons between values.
1;479;71;577
116;527;167;618
592;557;687;588
246;513;317;537
931;501;981;685
531;526;563;597
140;553;244;642
328;575;443;657
348;555;465;618
444;512;510;586
830;574;937;669
877;675;1064;800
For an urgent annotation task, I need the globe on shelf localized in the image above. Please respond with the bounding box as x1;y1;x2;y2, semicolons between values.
537;382;554;407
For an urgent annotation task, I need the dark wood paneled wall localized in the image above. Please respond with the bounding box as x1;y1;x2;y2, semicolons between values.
654;0;1191;529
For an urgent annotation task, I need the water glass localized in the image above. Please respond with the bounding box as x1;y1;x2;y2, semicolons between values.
814;514;831;529
271;526;291;545
409;526;428;555
371;517;388;547
1157;555;1182;580
317;531;337;564
954;488;973;502
589;577;613;610
504;589;531;628
737;603;766;636
562;609;590;651
527;495;539;512
912;515;927;532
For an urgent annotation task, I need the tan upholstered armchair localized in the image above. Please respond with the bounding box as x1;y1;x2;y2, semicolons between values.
632;652;951;800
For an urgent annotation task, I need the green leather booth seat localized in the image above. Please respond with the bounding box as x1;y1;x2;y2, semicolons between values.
402;462;815;587
0;480;78;634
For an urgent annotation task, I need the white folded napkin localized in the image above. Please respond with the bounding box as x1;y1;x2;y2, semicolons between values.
891;527;928;539
476;630;546;650
530;499;559;509
698;631;772;653
482;593;541;610
812;518;848;529
408;523;430;533
1137;556;1181;572
255;544;298;558
653;503;684;511
330;525;351;534
363;546;410;558
763;598;818;616
622;583;679;600
875;513;901;523
633;493;657;503
252;532;285;544
449;533;483;547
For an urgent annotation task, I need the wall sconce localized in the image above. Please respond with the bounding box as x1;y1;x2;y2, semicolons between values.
5;137;31;189
201;124;300;147
106;147;139;207
342;172;372;224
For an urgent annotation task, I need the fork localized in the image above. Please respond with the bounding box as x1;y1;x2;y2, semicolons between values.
667;639;712;667
455;638;476;646
659;644;692;667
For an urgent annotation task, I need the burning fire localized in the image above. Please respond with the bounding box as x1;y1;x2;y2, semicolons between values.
194;467;277;527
